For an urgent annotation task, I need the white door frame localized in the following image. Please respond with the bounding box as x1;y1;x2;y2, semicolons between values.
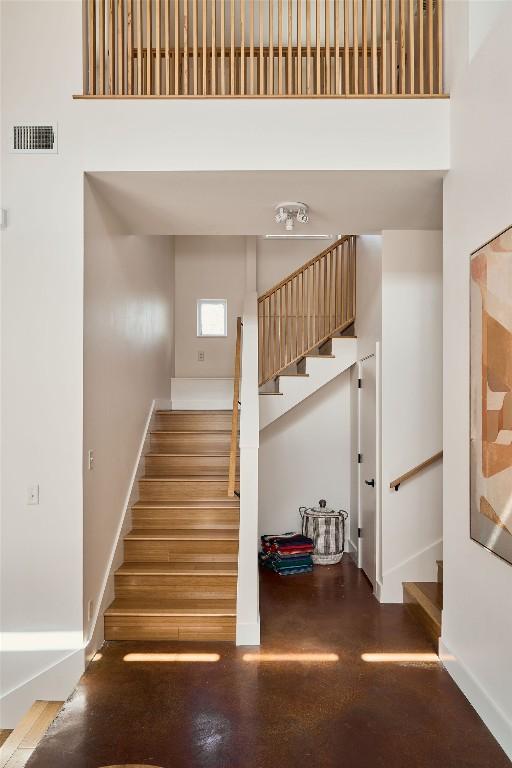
356;343;382;597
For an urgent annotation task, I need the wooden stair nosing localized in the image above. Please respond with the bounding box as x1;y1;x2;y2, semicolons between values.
116;562;238;576
155;410;231;415
126;528;239;541
132;500;240;509
105;598;237;617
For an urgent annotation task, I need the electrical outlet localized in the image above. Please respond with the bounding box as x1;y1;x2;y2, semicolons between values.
198;351;205;362
87;449;94;470
87;599;94;622
28;484;39;505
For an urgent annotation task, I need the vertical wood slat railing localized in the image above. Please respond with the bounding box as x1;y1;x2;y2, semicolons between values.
81;0;444;97
228;316;242;497
258;235;356;387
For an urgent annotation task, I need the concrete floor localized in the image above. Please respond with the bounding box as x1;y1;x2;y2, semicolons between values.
27;558;509;768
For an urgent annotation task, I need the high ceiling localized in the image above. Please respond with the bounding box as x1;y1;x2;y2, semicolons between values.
87;170;443;236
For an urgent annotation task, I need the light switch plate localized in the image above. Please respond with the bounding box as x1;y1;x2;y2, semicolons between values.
198;351;205;362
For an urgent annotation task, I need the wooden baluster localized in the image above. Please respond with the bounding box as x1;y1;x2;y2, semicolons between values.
164;0;169;94
287;0;292;94
183;0;189;94
173;0;179;94
316;0;321;94
334;0;340;94
250;0;255;95
371;0;377;94
145;0;151;94
391;0;396;94
119;0;125;94
209;0;215;95
99;0;106;94
192;0;197;94
428;0;433;94
362;0;367;94
399;0;405;94
344;0;349;94
285;281;289;365
325;0;330;94
202;0;207;94
323;254;327;338
260;1;264;94
240;0;245;94
88;0;96;94
409;0;414;94
83;0;88;94
437;0;443;94
269;0;274;95
109;0;115;94
419;0;424;94
381;0;387;95
154;0;161;95
278;0;283;94
220;0;225;94
137;0;143;94
306;0;311;94
352;0;358;95
230;0;235;95
279;287;284;371
297;0;302;95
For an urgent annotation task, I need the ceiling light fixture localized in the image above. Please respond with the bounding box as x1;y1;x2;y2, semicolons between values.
274;201;309;232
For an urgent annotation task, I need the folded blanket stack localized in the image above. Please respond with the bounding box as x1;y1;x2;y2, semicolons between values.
259;532;314;575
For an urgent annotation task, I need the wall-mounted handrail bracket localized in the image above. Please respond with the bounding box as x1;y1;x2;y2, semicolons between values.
389;451;443;492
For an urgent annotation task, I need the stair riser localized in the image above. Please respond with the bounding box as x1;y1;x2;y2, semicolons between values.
154;413;231;432
145;454;237;477
139;479;238;501
132;510;240;528
115;575;237;600
105;615;236;641
150;432;232;454
125;540;239;562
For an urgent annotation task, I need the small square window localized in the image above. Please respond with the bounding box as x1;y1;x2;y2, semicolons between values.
197;299;228;337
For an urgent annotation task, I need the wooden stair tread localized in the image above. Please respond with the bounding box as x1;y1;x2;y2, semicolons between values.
403;581;443;625
132;500;240;509
259;391;283;396
304;353;335;358
151;430;233;435
116;562;238;576
156;409;230;414
146;452;232;457
106;598;236;616
0;701;63;767
278;372;309;377
141;475;236;481
126;528;239;541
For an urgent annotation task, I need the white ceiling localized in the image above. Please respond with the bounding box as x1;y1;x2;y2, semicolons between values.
88;170;443;236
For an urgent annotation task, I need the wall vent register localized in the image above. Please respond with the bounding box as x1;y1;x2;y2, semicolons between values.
11;124;57;153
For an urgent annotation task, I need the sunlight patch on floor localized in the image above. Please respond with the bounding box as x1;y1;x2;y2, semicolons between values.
361;652;439;663
242;652;339;663
123;653;220;663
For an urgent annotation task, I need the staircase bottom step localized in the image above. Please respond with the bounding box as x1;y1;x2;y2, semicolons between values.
104;598;236;641
403;581;442;648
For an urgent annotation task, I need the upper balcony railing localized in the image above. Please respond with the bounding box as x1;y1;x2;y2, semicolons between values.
79;0;444;98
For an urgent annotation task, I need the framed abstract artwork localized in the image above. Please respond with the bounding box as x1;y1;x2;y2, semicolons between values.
470;225;512;565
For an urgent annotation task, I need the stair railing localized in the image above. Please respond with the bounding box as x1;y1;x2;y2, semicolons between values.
228;316;242;497
389;450;443;491
258;234;356;386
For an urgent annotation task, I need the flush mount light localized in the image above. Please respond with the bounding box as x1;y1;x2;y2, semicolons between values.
274;201;309;232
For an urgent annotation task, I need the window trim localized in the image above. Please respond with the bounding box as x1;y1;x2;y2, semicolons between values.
196;298;228;338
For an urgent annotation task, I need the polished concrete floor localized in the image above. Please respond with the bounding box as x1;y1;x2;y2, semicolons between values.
27;558;509;768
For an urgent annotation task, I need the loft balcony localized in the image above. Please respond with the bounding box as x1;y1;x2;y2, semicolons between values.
77;0;445;99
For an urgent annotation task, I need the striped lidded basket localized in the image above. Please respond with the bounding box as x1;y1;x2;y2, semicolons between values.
300;500;348;565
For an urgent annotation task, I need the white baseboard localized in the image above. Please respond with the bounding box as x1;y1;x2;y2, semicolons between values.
85;398;162;663
0;649;84;728
378;538;443;603
439;638;512;760
236;619;261;646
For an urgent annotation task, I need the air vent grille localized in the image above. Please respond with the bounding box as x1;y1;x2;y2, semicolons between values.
11;124;57;153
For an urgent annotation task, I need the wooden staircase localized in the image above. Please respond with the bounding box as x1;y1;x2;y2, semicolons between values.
105;410;240;642
403;559;443;649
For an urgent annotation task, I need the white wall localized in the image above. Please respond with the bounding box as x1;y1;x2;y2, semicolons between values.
0;0;448;726
83;178;173;656
174;237;245;378
351;236;383;560
257;238;329;294
380;230;443;601
441;1;512;756
259;374;352;540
